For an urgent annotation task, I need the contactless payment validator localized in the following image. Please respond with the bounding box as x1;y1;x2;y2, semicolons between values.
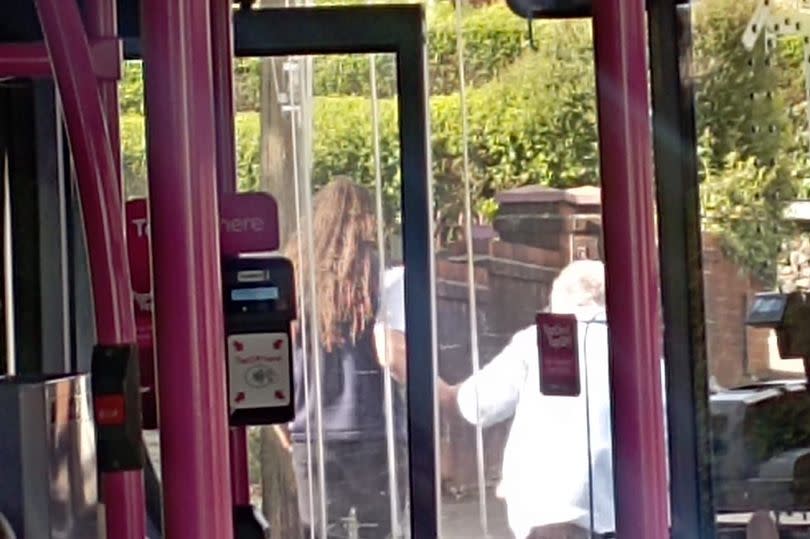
223;256;296;426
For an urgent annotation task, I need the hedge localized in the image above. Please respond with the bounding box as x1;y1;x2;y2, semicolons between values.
120;0;808;282
121;3;528;114
694;0;804;282
122;19;597;244
310;3;528;99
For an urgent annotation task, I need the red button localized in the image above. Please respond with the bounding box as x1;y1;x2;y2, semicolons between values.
95;395;126;426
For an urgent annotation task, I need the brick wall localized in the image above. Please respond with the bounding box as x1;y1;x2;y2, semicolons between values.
436;185;778;492
490;184;773;388
435;241;560;491
702;234;771;387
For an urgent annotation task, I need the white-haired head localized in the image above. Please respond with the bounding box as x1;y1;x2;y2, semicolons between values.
549;259;606;314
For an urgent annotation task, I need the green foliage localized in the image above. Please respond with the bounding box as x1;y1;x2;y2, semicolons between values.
233;58;264;113
430;23;597;240
118;0;810;281
235;108;262;192
148;2;528;114
427;3;528;95
313;55;399;100
121;61;144;115
122;17;595;240
314;4;527;98
694;0;803;283
745;393;810;465
121;113;148;199
700;154;795;281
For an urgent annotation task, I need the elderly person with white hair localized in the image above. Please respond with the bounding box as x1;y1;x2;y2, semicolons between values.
376;259;616;539
444;259;615;539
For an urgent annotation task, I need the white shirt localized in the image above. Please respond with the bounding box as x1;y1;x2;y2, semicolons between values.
374;267;671;538
375;266;406;333
457;311;615;539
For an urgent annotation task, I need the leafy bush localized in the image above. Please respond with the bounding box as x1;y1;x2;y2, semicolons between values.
426;3;527;96
315;3;528;98
121;113;148;199
120;2;529;114
120;0;809;281
120;61;144;115
122;17;595;240
694;0;803;282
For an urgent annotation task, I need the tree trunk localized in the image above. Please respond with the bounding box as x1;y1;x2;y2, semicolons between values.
259;56;297;240
257;1;302;535
260;429;301;539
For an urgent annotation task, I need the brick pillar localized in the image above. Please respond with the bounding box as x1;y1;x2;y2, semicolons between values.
493;185;602;265
491;186;777;388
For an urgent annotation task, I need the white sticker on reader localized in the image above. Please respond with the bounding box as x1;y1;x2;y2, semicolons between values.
227;332;291;410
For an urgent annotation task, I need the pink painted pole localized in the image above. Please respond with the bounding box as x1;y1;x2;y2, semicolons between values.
592;0;669;537
212;0;238;196
82;0;123;191
32;0;146;538
211;0;252;507
229;428;252;506
141;0;234;535
0;43;51;78
0;41;121;80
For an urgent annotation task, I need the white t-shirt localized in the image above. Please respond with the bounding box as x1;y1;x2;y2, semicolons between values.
371;265;670;538
457;312;615;539
375;266;406;333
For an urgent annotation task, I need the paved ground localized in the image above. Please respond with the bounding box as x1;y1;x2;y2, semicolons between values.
440;491;512;539
144;434;810;539
144;432;514;538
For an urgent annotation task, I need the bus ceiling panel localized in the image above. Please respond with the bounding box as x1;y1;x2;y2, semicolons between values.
505;0;693;20
5;0;699;46
117;0;246;42
232;6;418;56
0;0;43;43
124;5;422;60
117;0;140;41
505;0;591;20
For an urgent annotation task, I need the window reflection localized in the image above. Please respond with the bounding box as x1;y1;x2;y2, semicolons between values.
693;0;810;535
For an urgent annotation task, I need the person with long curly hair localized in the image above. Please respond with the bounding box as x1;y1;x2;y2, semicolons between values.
279;177;406;539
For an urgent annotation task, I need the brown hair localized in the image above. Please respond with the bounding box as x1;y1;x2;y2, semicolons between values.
283;177;379;353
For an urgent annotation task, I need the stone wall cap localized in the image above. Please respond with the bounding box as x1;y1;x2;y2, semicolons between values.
496;184;601;206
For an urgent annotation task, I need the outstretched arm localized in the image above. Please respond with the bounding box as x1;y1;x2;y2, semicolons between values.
454;328;531;428
374;266;526;425
374;325;458;408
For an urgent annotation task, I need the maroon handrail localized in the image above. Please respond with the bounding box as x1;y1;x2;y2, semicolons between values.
141;0;235;535
32;0;146;537
593;0;670;536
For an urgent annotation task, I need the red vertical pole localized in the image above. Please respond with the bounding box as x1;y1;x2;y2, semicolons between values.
210;0;252;507
229;428;252;506
141;0;234;536
592;0;669;537
32;0;146;538
0;44;52;77
82;0;122;188
212;0;238;196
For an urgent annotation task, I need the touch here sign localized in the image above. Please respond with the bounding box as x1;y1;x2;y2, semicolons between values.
126;192;280;293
